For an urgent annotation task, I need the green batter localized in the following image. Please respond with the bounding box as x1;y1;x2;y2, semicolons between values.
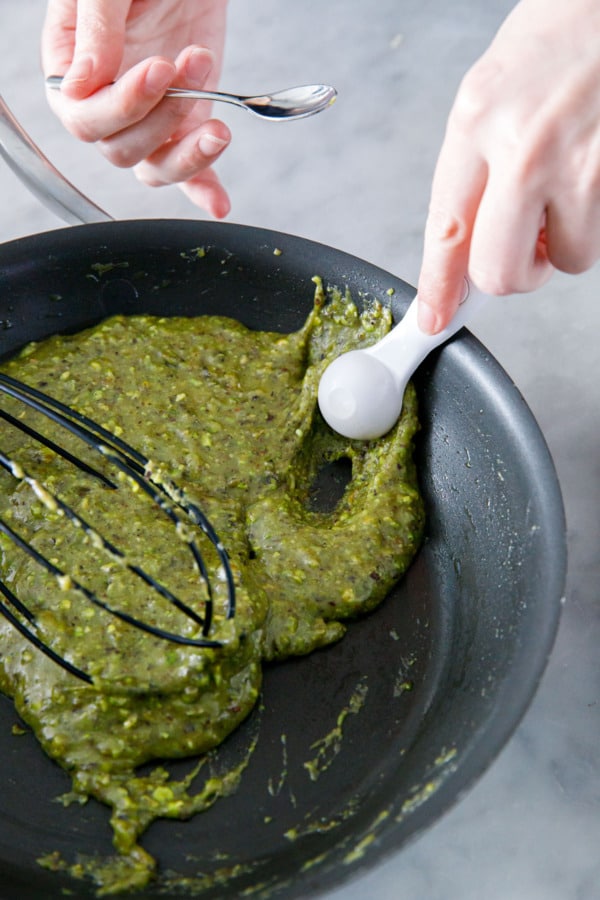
0;280;424;894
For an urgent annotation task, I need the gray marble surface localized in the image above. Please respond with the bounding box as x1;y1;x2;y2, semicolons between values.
1;2;599;898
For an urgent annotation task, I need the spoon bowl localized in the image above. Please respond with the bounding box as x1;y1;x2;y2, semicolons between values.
317;350;403;440
318;284;487;440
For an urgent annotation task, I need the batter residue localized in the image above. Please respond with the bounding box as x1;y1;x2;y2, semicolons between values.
0;280;423;893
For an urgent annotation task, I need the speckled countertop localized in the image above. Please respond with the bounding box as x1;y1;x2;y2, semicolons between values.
1;2;599;898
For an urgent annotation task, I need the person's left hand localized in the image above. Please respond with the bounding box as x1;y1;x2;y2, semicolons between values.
41;0;232;217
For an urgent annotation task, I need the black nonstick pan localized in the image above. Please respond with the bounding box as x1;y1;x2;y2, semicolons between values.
0;218;565;899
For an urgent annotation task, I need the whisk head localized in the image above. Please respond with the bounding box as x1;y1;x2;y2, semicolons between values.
0;373;236;685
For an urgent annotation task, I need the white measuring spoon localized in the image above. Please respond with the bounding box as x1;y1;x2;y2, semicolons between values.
318;282;487;440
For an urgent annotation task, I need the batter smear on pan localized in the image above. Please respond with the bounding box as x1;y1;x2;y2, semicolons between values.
0;279;423;894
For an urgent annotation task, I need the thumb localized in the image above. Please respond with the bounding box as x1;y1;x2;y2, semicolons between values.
43;0;131;98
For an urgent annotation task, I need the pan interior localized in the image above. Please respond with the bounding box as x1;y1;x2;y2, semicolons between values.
0;221;565;900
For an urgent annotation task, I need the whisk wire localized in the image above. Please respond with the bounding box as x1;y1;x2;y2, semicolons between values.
0;573;92;684
0;373;236;621
0;464;220;644
0;372;236;683
0;406;115;488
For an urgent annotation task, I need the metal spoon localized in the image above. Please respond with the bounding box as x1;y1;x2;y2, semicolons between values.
318;283;487;440
46;76;337;121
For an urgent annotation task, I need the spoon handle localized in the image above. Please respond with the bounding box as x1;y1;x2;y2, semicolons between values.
45;76;246;108
367;282;487;376
153;87;247;106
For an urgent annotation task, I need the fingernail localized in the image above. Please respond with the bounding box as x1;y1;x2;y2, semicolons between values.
186;48;213;87
63;55;94;86
198;133;229;157
417;302;440;334
144;60;174;94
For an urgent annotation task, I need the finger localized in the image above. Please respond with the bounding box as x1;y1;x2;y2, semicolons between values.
41;0;79;76
96;47;215;167
545;194;600;274
48;56;176;144
179;170;232;220
417;130;488;333
134;120;231;185
469;169;554;293
54;0;132;97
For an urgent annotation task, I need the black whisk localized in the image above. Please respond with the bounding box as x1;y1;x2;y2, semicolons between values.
0;372;236;685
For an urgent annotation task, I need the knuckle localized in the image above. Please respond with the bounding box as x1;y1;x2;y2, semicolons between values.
452;60;555;188
426;205;470;250
98;140;138;169
450;58;501;132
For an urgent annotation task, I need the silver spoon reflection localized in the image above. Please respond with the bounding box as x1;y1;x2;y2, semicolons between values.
46;76;337;121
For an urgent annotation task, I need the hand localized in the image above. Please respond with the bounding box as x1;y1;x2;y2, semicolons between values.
417;0;600;333
41;0;232;217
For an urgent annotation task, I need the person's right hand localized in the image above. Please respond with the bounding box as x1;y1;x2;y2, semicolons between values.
41;0;232;217
417;0;600;334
